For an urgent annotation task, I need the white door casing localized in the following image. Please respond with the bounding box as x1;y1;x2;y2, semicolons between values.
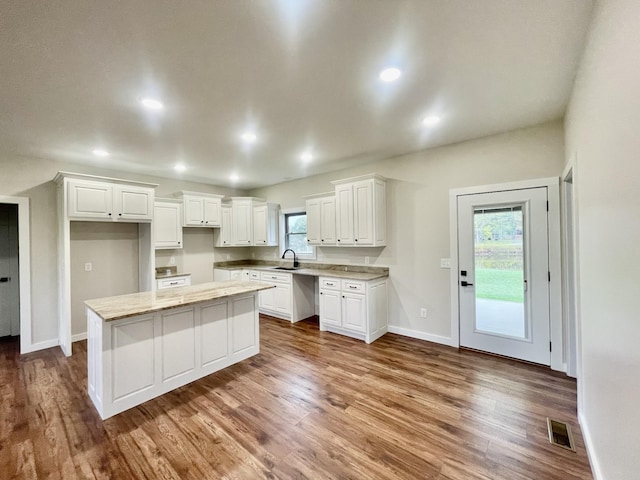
457;187;550;365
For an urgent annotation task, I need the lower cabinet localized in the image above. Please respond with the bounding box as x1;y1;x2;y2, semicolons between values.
319;276;388;343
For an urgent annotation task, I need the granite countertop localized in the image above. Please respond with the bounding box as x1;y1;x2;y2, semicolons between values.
155;266;191;279
213;261;389;281
85;281;273;322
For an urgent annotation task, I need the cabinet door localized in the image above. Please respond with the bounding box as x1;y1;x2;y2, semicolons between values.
233;201;252;245
154;202;183;249
259;285;276;311
184;197;204;226
335;184;354;245
68;180;113;219
342;292;366;332
114;185;153;221
252;205;268;245
216;205;233;246
353;180;373;245
319;289;341;327
274;283;292;315
203;198;221;226
305;199;321;245
320;196;337;244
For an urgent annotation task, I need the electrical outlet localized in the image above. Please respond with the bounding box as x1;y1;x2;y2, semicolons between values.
169;256;176;266
440;258;451;269
84;263;92;272
364;256;370;264
420;308;427;318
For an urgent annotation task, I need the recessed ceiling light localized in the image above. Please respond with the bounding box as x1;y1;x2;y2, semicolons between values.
174;163;186;172
379;67;402;82
230;173;239;182
300;152;313;162
422;115;441;127
241;132;257;144
92;149;109;158
139;97;164;111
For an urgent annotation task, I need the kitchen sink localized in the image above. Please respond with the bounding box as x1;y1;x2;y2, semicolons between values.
273;266;299;271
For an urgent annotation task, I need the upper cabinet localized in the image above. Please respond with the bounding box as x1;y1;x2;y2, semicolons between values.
305;193;336;246
154;199;183;249
214;198;279;247
331;174;387;247
253;203;279;246
55;172;156;222
173;191;224;227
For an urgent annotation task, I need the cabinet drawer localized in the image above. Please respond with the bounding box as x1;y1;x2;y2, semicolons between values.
341;279;365;293
320;277;340;290
157;276;191;289
260;272;291;284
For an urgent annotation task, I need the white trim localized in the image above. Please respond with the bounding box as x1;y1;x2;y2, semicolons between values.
579;412;603;480
387;325;456;347
0;195;33;355
22;338;58;354
72;332;88;342
448;177;564;371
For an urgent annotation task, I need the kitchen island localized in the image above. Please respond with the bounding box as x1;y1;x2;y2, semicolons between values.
85;281;273;419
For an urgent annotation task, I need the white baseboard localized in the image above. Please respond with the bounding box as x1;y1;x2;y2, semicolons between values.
387;325;456;347
72;332;87;342
579;412;602;480
21;338;59;354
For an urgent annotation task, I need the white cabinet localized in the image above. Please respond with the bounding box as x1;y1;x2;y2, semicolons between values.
156;274;191;289
213;268;242;282
67;179;154;222
214;198;279;247
154;200;183;249
253;203;279;246
258;271;314;322
319;276;388;343
174;191;224;227
331;174;386;247
232;199;253;245
214;205;233;247
305;194;336;246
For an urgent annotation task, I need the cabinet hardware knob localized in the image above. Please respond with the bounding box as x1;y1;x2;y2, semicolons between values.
321;239;324;242
320;292;323;295
119;213;122;216
178;242;181;244
342;295;345;298
355;239;358;242
337;239;341;242
205;221;208;224
108;213;112;216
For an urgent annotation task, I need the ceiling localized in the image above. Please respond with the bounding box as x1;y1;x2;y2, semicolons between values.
0;1;593;189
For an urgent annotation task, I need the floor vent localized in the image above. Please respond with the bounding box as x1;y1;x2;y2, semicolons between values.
547;418;576;452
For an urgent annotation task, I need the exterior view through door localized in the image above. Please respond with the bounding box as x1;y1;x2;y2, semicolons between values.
457;187;550;365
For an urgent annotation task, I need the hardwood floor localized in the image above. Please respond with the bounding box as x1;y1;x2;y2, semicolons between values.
0;317;593;479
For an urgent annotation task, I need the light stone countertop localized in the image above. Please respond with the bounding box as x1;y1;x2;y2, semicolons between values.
85;281;273;322
214;262;389;281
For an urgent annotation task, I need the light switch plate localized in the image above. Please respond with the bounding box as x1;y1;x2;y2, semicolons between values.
440;258;451;269
84;263;92;271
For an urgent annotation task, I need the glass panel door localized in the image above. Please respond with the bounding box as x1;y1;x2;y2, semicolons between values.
473;206;526;339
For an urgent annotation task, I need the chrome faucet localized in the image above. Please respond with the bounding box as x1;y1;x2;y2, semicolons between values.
281;249;299;268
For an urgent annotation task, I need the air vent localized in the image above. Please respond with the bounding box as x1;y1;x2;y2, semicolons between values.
547;418;576;452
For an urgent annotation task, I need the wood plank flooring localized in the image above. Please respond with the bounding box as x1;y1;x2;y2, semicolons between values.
0;317;593;479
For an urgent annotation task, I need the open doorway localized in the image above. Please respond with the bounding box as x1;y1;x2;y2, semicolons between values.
0;204;20;338
0;196;32;354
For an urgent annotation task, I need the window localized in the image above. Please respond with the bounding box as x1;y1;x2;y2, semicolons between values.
284;212;313;255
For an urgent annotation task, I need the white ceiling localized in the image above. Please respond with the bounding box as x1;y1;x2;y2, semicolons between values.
0;1;593;189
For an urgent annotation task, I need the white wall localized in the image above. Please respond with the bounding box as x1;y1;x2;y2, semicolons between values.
251;120;565;341
564;0;640;478
0;155;244;347
70;222;139;337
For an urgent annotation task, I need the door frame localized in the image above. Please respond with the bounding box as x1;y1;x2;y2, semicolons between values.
0;196;32;354
449;177;563;372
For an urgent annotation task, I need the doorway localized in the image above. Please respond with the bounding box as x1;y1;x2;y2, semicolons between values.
0;204;20;337
457;187;551;365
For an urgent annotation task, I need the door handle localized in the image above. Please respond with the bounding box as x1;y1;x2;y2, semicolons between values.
460;281;474;287
0;277;10;283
